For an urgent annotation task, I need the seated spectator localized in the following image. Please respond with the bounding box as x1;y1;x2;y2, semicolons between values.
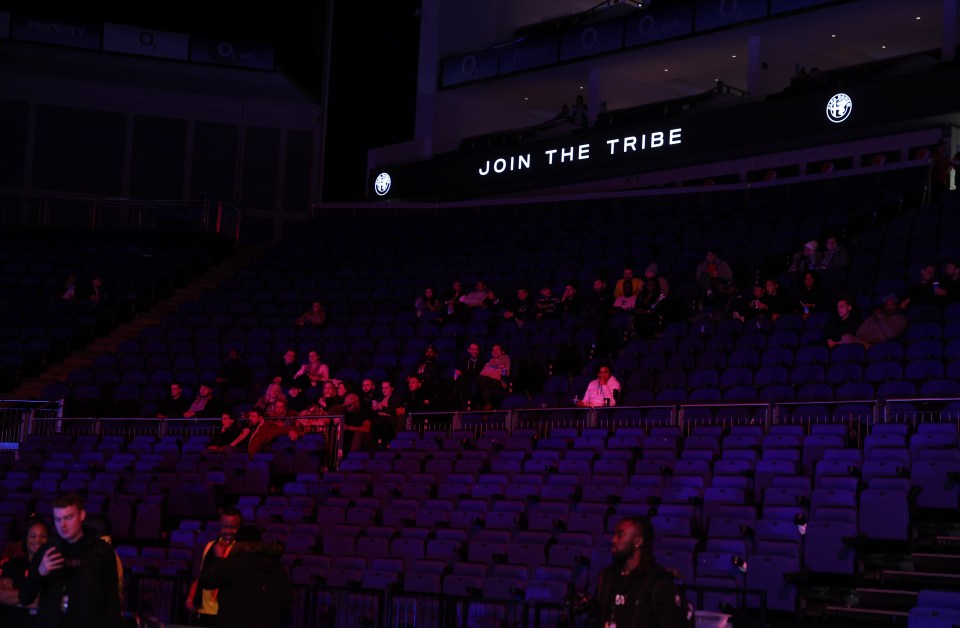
62;273;78;300
824;296;863;348
0;517;49;624
756;277;791;321
901;264;941;310
88;277;108;304
443;279;469;323
535;285;560;322
253;383;287;415
183;382;221;418
452;342;484;409
695;250;734;304
695;279;747;322
788;240;822;273
295;301;326;327
414;287;442;321
208;412;250;450
476;344;511;410
373;380;405;439
460;280;497;309
333;381;369;453
793;270;828;317
246;408;297;457
633;277;667;339
402;374;434;413
286;383;312;414
576;362;621;408
816;235;850;271
853;294;908;349
408;344;443;392
557;284;583;317
644;263;670;296
215;349;250;393
502;288;535;327
293;350;329;390
269;349;300;389
733;283;767;324
316;380;342;414
583;278;612;330
941;260;960;303
265;398;291;421
613;267;642;311
156;382;192;418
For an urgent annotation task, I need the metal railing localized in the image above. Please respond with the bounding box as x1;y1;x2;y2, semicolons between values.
0;398;64;450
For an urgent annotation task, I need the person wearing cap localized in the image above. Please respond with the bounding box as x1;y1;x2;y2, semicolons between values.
852;294;908;349
789;240;823;273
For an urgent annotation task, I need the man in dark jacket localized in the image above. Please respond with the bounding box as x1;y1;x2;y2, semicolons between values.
19;493;124;628
198;524;292;628
595;516;683;628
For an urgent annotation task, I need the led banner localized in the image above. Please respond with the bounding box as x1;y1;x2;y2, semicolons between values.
624;2;695;47
560;19;625;62
103;23;189;61
190;35;275;70
11;15;101;50
441;48;500;87
694;0;767;31
498;34;559;74
370;65;960;202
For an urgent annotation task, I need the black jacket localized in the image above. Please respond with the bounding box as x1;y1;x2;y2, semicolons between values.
19;530;123;628
198;541;292;628
595;562;681;628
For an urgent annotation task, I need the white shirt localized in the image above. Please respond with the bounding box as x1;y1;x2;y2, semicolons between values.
581;376;621;407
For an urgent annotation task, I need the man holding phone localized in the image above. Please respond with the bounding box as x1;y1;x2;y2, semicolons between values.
19;492;124;627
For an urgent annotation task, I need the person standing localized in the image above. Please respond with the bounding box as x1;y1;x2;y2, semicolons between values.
595;516;683;628
198;524;292;628
18;493;124;628
186;508;243;627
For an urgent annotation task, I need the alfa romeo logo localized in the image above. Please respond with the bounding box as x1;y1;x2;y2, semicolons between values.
374;172;392;196
826;93;852;123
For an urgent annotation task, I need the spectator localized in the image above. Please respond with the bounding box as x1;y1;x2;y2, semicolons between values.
443;279;469;324
408;344;443;392
246;408;298;457
373;380;405;439
403;374;434;413
756;277;791;321
183;382;220;418
502;287;535;328
414;287;442;321
461;280;497;310
477;344;511;410
732;283;766;324
824;296;864;348
156;382;192;418
452;342;484;410
941;260;960;303
269;349;300;389
694;279;747;322
87;277;108;304
576;362;621;408
215;349;250;393
644;263;670;296
900;264;941;310
19;493;124;628
853;294;908;349
61;274;78;300
557;284;583;317
316;381;342;414
633;277;667;339
338;380;371;453
187;508;243;626
208;412;250;451
695;250;734;304
264;398;291;421
569;93;589;127
285;383;312;414
295;301;326;327
293;350;329;391
197;524;292;628
930;137;960;204
0;517;50;624
613;267;642;311
253;383;287;416
535;285;560;322
793;270;828;317
816;235;850;271
788;240;822;273
583;278;612;330
595;516;681;628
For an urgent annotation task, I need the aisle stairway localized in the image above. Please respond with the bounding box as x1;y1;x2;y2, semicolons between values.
10;245;268;401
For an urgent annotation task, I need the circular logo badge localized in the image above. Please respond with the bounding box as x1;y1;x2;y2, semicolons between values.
374;172;392;196
826;93;853;124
